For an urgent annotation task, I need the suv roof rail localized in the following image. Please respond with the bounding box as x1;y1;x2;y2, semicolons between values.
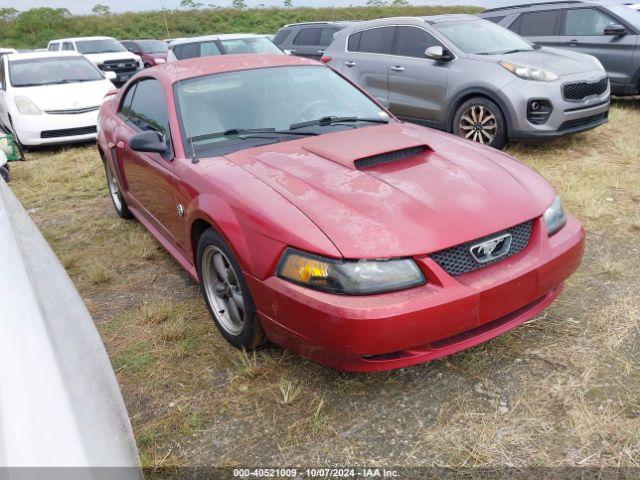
282;21;354;27
483;0;583;13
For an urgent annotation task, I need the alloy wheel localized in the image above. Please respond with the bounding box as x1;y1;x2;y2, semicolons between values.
105;166;122;212
201;245;246;336
458;105;498;145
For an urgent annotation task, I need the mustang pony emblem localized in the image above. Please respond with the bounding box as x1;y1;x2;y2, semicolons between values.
470;233;513;263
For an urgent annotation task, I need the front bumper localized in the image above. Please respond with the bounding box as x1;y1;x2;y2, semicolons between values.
500;71;610;141
248;216;585;372
13;110;99;147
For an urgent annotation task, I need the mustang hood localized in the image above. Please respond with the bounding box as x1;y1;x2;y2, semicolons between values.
225;123;556;258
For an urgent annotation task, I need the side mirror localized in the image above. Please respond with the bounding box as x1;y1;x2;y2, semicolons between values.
604;24;626;36
105;71;117;81
425;45;451;61
130;130;169;155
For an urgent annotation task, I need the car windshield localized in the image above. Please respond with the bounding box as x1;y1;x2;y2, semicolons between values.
219;37;281;54
137;40;168;54
434;19;534;55
608;5;640;30
76;39;127;54
176;65;388;155
9;56;104;87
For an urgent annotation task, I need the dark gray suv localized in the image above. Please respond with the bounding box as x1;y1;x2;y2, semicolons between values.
480;0;640;96
273;21;355;60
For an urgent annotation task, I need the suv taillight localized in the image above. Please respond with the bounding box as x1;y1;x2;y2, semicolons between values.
320;56;332;64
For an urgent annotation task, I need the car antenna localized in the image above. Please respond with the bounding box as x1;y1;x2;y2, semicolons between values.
159;0;199;164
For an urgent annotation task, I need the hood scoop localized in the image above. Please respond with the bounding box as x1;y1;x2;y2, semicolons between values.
354;146;428;169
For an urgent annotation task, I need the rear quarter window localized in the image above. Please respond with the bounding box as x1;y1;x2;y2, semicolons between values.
273;28;292;46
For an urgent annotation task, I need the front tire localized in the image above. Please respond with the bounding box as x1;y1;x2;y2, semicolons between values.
104;161;133;219
452;97;507;150
197;229;265;349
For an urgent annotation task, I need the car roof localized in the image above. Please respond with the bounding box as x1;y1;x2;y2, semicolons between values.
481;0;629;14
282;21;355;28
152;54;319;83
48;36;115;43
169;33;262;45
5;51;83;61
422;13;482;23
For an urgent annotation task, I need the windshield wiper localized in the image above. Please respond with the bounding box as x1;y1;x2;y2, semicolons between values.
188;127;317;143
501;49;533;54
289;116;389;131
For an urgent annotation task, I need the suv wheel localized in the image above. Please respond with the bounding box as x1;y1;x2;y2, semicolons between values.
453;97;507;149
197;229;265;350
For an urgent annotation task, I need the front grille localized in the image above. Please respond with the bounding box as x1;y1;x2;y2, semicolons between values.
354;146;427;169
563;77;608;100
41;126;97;139
45;106;100;115
99;59;139;72
430;221;533;276
559;112;608;131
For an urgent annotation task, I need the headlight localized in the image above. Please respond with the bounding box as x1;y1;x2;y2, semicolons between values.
154;58;166;64
277;248;426;295
14;96;42;115
543;196;566;236
500;61;559;82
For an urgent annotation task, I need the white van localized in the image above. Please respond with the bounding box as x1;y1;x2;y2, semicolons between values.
47;36;142;86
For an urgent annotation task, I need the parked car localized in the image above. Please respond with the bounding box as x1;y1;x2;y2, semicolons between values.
97;54;584;372
120;39;168;68
0;52;116;147
167;34;282;62
273;21;355;59
47;36;142;86
479;0;640;96
323;14;610;149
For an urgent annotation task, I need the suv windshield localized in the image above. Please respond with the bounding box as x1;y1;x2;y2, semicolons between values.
608;5;640;30
76;39;127;54
137;40;168;54
434;19;534;55
9;56;104;87
176;65;388;155
219;37;281;54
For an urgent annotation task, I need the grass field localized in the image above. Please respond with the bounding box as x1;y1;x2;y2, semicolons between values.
8;99;640;469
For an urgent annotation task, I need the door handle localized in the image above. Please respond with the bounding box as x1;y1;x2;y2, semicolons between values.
569;39;578;46
288;49;296;54
318;49;325;55
390;65;405;72
344;60;356;67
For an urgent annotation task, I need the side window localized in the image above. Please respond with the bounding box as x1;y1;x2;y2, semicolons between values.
273;28;292;46
357;27;396;55
119;83;137;119
62;42;74;51
293;28;320;46
173;42;220;60
394;26;440;58
564;8;616;36
128;79;169;135
512;11;559;36
200;41;222;57
485;15;505;24
48;43;60;51
0;62;6;90
319;28;338;47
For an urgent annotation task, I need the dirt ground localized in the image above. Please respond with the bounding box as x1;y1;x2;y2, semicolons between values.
8;98;640;469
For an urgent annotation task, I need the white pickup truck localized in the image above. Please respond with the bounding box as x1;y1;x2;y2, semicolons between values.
47;36;142;86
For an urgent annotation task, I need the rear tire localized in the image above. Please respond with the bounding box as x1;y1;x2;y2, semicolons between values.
103;161;133;219
197;228;265;350
452;97;507;150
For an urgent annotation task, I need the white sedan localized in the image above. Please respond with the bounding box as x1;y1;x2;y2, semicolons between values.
0;51;116;147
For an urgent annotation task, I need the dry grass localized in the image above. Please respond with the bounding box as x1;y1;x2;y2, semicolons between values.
7;99;640;468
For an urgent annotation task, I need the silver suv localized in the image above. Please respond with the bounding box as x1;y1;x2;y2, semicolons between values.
324;15;610;148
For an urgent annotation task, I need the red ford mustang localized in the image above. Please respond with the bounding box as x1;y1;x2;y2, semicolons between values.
97;54;584;372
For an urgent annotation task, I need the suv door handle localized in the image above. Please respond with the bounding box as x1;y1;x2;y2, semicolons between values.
390;65;405;72
568;39;578;46
317;49;325;54
344;60;357;67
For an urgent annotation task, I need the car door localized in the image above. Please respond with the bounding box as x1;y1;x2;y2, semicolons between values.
387;26;450;127
115;78;180;243
507;10;561;47
558;7;636;87
340;26;395;107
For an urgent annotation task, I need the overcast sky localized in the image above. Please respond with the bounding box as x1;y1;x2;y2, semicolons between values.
2;0;523;15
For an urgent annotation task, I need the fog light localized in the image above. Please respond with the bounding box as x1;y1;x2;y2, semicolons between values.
527;99;552;125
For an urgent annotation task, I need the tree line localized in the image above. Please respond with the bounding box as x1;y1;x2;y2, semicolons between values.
0;4;479;49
